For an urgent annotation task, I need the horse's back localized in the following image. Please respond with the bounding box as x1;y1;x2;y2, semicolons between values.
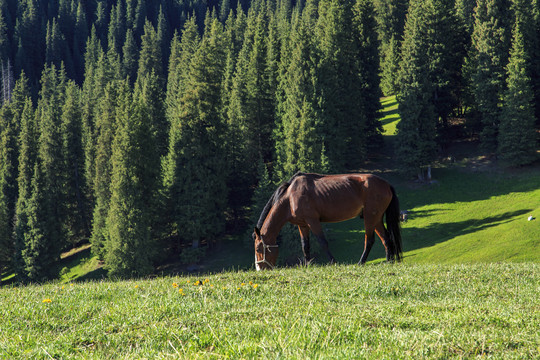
287;173;390;223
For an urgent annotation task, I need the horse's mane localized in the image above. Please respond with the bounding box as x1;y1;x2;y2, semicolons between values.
256;172;305;229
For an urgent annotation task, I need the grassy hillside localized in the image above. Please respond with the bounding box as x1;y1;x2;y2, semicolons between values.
323;96;539;266
2;95;538;281
1;263;538;358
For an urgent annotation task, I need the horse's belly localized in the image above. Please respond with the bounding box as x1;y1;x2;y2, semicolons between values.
318;202;363;223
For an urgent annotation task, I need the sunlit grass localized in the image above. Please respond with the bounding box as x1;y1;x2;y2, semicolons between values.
380;95;399;136
0;263;537;358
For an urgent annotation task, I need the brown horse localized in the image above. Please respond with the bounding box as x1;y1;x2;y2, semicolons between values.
253;172;402;270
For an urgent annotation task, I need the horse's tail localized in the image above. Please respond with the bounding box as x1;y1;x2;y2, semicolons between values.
386;186;403;262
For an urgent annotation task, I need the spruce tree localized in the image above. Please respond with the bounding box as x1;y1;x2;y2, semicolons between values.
22;162;61;281
61;81;89;245
227;11;274;209
396;0;437;179
90;80;120;259
14;0;44;83
374;0;408;95
315;0;371;171
34;65;68;257
353;0;383;152
104;78;159;277
163;17;228;252
122;28;138;82
274;9;323;178
0;106;15;279
137;20;163;84
498;5;537;165
425;0;467;130
165;17;200;125
13;98;35;279
470;0;512;152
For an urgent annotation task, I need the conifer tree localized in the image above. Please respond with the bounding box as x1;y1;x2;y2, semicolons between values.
13;97;35;279
72;1;88;83
61;81;89;245
275;9;323;178
0;106;16;278
315;0;370;171
227;12;273;189
163;17;228;251
122;28;138;82
353;0;383;152
165;17;200;124
498;3;537;165
21;162;61;281
396;0;437;179
104;78;159;277
137;20;163;84
374;0;408;95
34;65;68;255
425;0;466;129
90;80;120;259
469;0;512;152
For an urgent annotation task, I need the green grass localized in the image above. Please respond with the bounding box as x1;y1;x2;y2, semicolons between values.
324;166;540;265
1;263;538;358
1;96;539;358
380;95;399;135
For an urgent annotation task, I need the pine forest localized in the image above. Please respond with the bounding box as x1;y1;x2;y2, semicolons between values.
0;0;538;281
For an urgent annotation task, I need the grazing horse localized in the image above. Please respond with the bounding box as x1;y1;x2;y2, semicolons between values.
253;172;402;270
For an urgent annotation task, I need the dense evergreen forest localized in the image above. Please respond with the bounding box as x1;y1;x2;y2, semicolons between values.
0;0;538;281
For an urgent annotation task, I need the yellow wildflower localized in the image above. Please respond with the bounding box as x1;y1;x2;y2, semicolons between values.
252;284;259;289
194;280;201;286
249;281;253;286
241;283;246;286
134;285;139;288
42;299;52;303
172;282;179;288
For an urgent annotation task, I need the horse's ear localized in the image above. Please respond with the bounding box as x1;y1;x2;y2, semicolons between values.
254;227;261;237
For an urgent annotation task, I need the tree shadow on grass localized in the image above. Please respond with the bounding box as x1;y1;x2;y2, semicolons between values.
388;166;540;211
323;209;531;265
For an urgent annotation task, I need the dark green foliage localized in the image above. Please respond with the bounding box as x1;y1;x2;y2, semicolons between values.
469;0;512;152
498;1;537;165
90;79;121;259
274;9;322;178
137;20;163;84
21;163;61;281
396;0;437;179
162;18;228;252
374;0;409;95
104;78;160;278
0;0;537;281
61;81;89;245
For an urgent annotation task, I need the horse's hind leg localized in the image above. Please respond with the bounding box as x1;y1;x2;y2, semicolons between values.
374;221;394;262
306;220;336;264
359;225;375;265
298;225;311;263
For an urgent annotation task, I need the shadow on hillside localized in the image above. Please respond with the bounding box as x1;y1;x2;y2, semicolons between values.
389;167;540;212
400;209;531;254
323;209;532;265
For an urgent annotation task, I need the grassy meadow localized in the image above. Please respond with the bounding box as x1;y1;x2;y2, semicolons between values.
1;96;539;358
1;263;538;359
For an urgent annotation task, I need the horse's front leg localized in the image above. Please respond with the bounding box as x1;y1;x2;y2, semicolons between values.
306;220;336;264
298;225;311;264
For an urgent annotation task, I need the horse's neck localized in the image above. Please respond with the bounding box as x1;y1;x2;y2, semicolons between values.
261;199;290;242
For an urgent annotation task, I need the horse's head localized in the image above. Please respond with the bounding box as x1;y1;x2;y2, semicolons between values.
253;227;279;271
